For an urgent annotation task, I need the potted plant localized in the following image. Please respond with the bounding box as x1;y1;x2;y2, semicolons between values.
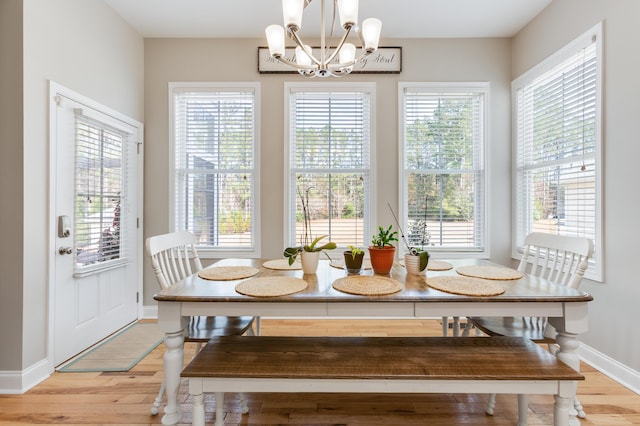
343;245;364;274
368;225;398;274
388;202;429;275
284;186;336;274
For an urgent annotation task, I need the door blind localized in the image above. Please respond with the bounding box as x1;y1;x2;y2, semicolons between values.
74;114;129;273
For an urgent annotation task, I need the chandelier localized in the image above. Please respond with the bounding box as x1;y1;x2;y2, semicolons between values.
265;0;382;78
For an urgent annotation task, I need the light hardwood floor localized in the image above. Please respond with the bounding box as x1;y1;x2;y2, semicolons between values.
1;319;638;425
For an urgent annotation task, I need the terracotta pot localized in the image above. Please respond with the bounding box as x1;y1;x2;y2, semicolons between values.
300;251;320;274
368;246;396;274
343;250;364;274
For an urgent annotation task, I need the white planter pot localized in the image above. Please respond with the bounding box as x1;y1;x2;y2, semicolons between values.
300;251;320;274
404;254;424;275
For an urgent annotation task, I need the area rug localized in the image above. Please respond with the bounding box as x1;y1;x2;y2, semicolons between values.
58;322;164;372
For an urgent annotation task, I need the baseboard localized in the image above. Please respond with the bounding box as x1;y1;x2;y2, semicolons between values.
0;358;51;394
579;342;640;395
143;304;158;319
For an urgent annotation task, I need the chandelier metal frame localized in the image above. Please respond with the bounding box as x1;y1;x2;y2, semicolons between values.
265;0;382;78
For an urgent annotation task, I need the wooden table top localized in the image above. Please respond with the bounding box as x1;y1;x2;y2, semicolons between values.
154;258;593;304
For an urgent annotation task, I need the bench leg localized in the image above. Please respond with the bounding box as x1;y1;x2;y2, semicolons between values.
215;392;225;426
192;392;205;426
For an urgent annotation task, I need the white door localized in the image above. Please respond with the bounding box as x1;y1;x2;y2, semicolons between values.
51;86;142;366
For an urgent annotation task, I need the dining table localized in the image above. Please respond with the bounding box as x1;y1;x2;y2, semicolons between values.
154;257;593;426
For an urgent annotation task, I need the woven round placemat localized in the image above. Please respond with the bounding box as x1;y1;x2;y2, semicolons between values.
235;277;308;297
262;258;302;270
332;275;402;296
330;259;373;270
426;260;454;271
198;266;259;281
427;275;505;296
456;265;523;280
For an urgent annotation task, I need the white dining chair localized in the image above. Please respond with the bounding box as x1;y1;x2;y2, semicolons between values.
467;232;594;424
146;231;256;415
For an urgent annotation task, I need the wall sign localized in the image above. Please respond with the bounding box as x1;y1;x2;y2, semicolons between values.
258;46;402;74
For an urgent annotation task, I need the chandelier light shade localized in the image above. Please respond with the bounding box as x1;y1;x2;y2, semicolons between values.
265;0;382;78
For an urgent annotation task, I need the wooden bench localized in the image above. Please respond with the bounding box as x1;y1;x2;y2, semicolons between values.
181;336;584;426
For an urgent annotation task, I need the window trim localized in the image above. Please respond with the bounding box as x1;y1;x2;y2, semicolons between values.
398;82;490;258
511;23;603;282
283;82;377;251
168;82;261;258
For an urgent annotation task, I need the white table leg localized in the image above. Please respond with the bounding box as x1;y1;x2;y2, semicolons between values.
554;394;571;426
555;331;581;426
517;394;529;426
161;330;184;425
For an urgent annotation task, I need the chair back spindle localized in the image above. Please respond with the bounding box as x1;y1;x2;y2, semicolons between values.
147;231;203;289
518;232;593;289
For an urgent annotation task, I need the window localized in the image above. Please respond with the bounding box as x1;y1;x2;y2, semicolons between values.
285;83;374;250
170;83;260;257
399;83;488;256
73;109;135;275
513;24;602;281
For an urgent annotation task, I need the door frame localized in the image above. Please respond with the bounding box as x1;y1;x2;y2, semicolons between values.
47;81;144;370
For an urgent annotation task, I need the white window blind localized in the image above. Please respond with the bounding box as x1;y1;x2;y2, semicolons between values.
172;85;258;255
513;24;602;281
286;85;373;249
400;83;487;255
74;113;130;274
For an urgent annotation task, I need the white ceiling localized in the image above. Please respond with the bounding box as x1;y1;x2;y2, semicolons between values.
103;0;552;39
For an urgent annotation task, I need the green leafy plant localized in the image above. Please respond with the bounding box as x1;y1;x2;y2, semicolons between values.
284;186;336;265
347;245;363;259
370;225;398;248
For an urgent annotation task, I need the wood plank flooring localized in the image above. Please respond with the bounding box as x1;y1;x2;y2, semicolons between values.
0;319;638;425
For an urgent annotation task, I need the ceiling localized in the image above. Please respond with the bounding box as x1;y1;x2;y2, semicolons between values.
103;0;552;39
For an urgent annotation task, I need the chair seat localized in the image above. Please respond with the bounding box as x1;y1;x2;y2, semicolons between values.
469;316;555;343
187;316;255;342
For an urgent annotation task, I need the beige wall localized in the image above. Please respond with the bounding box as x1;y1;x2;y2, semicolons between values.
513;0;640;373
0;0;144;382
143;37;513;305
0;0;25;372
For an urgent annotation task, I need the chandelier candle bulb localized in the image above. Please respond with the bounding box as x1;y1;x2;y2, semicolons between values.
339;43;356;65
362;18;382;52
282;0;304;30
265;25;285;57
338;0;359;28
295;45;313;66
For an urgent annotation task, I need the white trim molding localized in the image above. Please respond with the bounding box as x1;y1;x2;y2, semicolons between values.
579;342;640;395
0;359;51;394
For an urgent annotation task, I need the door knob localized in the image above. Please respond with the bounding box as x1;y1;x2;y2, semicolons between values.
58;246;73;255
